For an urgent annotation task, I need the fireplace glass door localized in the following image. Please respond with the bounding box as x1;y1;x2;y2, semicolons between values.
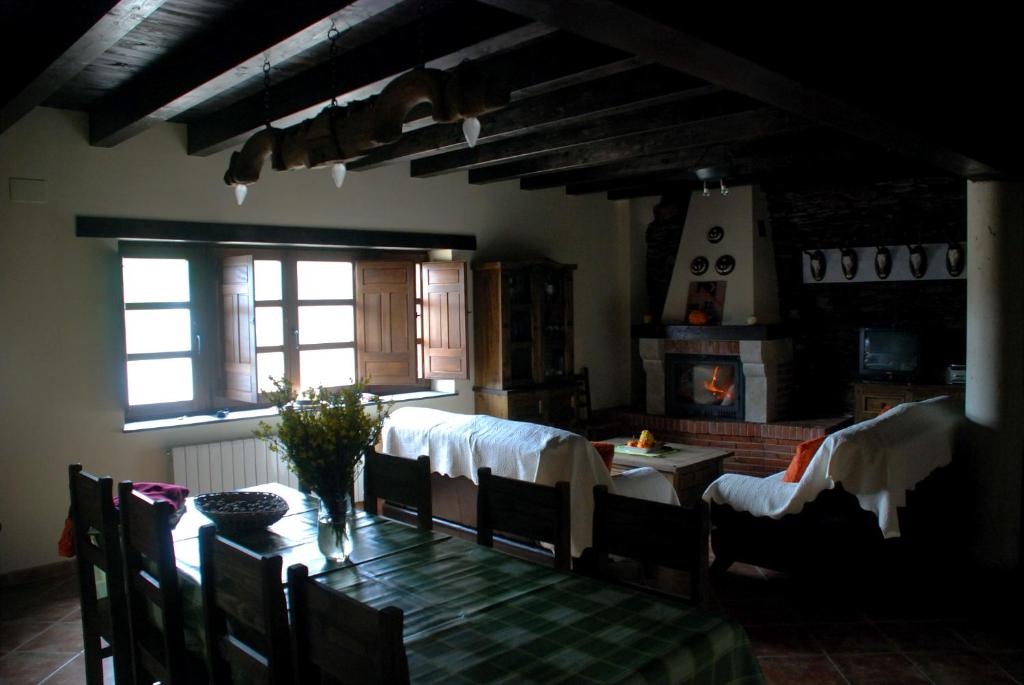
666;354;744;419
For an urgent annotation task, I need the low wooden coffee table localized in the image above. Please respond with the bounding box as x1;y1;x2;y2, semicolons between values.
606;438;733;508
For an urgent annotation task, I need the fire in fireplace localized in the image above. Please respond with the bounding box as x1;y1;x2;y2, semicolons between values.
666;354;745;419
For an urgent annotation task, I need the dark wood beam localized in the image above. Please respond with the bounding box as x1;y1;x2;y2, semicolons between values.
76;216;476;250
88;0;387;147
467;108;808;184
0;0;166;135
186;4;530;156
606;183;695;200
566;172;691;195
347;47;667;171
411;87;745;177
476;0;998;178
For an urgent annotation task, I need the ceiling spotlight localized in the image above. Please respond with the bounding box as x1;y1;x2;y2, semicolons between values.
720;179;729;197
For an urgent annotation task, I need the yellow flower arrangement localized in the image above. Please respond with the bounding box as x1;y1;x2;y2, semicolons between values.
254;377;390;513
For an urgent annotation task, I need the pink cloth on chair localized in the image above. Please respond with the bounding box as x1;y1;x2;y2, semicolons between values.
113;482;190;510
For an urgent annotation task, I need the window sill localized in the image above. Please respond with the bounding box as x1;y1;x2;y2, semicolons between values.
122;389;458;433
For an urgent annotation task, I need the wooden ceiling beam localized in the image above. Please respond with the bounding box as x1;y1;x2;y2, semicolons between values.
186;3;531;156
476;0;998;178
346;42;661;171
468;108;808;184
0;0;166;136
88;0;398;147
410;86;745;177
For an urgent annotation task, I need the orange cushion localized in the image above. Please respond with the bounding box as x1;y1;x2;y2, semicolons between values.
591;442;615;471
782;435;827;483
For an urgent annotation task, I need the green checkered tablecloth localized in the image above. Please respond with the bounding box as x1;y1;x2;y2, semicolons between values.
173;484;763;684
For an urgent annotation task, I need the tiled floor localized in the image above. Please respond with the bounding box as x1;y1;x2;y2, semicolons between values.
1;561;1021;684
0;575;113;684
706;561;1023;685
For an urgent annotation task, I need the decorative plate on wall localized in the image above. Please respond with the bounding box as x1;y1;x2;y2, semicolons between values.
706;225;724;243
714;255;735;275
690;256;709;275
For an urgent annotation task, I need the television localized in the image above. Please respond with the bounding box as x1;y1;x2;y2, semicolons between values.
859;328;920;382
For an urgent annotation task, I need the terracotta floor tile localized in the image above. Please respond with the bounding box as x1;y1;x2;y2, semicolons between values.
812;622;895;655
720;599;801;626
18;621;84;655
876;621;971;653
0;651;78;685
0;621;53;653
988;652;1024;683
831;653;931;685
948;620;1024;653
909;651;1018;685
746;625;823;657
758;655;847;684
38;650;116;685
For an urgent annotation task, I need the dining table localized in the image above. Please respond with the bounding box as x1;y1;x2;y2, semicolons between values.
171;482;764;685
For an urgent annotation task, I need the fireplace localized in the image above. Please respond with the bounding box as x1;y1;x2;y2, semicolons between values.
666;354;745;419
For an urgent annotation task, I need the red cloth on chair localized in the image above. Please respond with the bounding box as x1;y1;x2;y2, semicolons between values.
591;442;615;472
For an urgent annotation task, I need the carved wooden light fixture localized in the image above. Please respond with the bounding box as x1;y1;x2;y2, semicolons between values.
224;23;508;202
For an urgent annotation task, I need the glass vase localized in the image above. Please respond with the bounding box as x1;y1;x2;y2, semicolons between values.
316;491;354;562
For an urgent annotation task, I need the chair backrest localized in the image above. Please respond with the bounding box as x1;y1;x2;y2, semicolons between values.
199;524;291;685
476;467;572;572
573;367;593;425
67;464;133;684
287;563;409;685
592;484;710;606
118;480;190;685
363;448;433;531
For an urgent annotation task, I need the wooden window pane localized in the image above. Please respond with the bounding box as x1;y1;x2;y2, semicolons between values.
297;261;353;300
124;309;191;354
127;358;193;405
300;348;355;390
298;305;354;344
355;262;417;386
122;258;189;303
255;306;283;347
255;260;283;301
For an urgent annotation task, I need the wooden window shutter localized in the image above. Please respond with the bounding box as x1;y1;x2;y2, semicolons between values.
421;261;468;379
355;261;417;385
221;255;258;403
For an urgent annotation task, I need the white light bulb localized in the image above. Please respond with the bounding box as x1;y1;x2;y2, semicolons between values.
702;181;710;198
331;162;347;189
462;117;481;147
720;179;729;196
233;184;248;206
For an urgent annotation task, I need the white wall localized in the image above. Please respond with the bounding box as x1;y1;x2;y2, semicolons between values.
0;108;630;573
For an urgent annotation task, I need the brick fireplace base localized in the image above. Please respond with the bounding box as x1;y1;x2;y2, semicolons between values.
612;410;851;477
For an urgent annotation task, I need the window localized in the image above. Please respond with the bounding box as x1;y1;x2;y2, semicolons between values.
119;243;466;421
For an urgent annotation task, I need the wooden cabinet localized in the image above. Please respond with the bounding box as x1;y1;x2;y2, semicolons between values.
853;381;965;422
473;261;577;427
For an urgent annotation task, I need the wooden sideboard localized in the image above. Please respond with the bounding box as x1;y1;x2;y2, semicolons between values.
853;381;965;422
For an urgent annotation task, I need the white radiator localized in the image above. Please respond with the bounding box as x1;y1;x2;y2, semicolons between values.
170;439;299;494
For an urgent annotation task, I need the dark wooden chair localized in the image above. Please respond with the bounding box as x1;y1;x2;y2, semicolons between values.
591;484;710;607
363;448;433;531
67;464;133;685
199;524;292;685
571;367;618;439
118;481;201;685
287;563;409;685
476;467;572;572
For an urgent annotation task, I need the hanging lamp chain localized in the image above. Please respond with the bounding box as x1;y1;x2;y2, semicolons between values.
262;53;272;129
328;18;340;108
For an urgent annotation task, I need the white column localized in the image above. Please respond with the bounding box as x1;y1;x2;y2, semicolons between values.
966;180;1024;568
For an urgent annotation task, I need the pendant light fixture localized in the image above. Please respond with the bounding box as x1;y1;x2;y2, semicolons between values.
720;179;729;196
326;19;346;189
462;116;481;147
232;54;273;206
702;181;710;198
